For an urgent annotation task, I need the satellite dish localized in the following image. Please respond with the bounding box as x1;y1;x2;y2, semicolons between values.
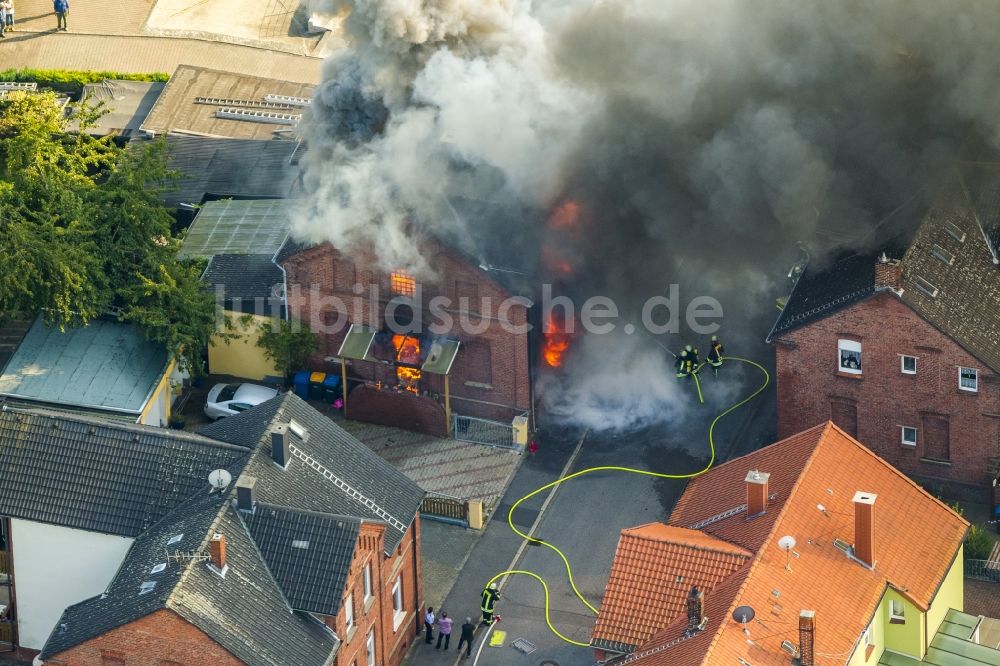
732;606;756;624
778;535;796;551
208;469;232;490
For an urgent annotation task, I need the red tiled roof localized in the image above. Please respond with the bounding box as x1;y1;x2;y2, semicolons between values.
607;422;969;666
591;524;751;652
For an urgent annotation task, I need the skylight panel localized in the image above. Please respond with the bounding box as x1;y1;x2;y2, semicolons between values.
930;244;955;265
167;534;184;545
913;276;939;297
944;221;966;242
139;581;157;595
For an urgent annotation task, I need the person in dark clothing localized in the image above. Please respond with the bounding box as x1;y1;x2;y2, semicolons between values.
675;350;689;378
53;0;67;30
685;344;701;368
457;617;475;657
481;583;500;625
424;607;435;644
706;335;724;376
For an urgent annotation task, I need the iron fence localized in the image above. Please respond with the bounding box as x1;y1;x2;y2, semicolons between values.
421;495;470;527
452;414;517;449
965;559;1000;583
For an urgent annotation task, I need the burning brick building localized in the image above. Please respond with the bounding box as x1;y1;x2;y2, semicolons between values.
768;166;1000;499
277;234;532;436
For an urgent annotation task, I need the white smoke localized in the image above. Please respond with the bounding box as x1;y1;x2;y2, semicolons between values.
295;0;1000;430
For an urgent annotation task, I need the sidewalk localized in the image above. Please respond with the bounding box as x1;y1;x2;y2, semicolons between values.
0;32;324;84
403;425;586;666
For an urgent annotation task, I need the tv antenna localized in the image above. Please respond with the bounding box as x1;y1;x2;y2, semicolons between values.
208;469;232;491
778;535;797;572
732;605;755;641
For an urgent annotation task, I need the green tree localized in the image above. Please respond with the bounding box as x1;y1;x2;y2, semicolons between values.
0;90;219;373
255;318;320;377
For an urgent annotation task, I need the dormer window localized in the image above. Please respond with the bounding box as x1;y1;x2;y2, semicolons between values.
838;340;862;375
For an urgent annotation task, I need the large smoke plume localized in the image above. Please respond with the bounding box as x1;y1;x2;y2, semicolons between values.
295;0;1000;431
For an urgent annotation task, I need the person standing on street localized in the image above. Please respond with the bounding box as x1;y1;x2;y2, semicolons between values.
0;3;6;37
436;611;453;650
457;617;475;658
3;0;14;31
424;607;435;644
53;0;67;31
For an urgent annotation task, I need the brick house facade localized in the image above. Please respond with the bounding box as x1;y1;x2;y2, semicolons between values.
279;237;531;426
773;291;1000;496
769;169;1000;499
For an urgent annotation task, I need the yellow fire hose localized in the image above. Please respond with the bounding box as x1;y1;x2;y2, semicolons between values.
483;356;770;648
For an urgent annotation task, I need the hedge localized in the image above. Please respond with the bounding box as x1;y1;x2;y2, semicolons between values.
0;68;169;95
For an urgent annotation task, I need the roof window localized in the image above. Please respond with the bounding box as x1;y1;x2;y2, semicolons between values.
930;244;955;265
167;534;184;545
150;563;167;574
291;540;310;549
289;419;309;442
944;221;966;242
913;276;938;297
139;581;157;595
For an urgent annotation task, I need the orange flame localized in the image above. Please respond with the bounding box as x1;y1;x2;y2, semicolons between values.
393;334;421;394
548;200;581;229
543;314;572;368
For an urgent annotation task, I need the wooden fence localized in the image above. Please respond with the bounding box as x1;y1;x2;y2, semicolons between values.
421;496;469;526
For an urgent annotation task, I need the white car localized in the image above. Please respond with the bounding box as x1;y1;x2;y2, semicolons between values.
204;383;278;420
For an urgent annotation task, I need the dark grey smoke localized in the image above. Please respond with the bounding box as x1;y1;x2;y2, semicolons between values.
294;0;1000;431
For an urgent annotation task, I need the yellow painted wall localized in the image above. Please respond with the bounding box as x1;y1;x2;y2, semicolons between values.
139;359;174;426
881;588;924;660
925;546;964;643
208;312;280;381
847;601;883;666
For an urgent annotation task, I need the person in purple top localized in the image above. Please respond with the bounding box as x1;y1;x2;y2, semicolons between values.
435;611;454;650
53;0;67;31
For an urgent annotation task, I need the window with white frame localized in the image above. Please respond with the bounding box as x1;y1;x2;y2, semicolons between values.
862;620;875;658
391;576;405;629
900;355;916;374
344;592;355;633
960;367;978;392
889;599;905;622
366;630;375;666
901;426;917;447
838;340;862;374
363;562;373;603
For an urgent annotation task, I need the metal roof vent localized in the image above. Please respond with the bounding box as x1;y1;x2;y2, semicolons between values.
780;639;798;656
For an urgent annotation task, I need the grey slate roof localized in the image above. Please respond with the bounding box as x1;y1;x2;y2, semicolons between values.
0;405;249;537
159;134;301;208
242;504;361;616
199;392;425;553
42;490;340;666
0;318;169;416
899;168;1000;374
202;254;285;315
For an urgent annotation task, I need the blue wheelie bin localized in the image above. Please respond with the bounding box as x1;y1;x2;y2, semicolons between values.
293;370;311;400
322;374;342;402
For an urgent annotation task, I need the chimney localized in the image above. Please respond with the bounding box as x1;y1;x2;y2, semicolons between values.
874;253;902;292
745;470;770;517
208;533;227;571
686;586;704;632
271;424;289;468
852;491;877;568
798;610;815;666
236;476;257;512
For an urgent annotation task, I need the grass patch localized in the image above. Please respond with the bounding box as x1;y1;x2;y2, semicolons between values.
0;68;169;96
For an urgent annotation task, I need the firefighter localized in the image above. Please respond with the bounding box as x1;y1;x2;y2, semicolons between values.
481;583;501;625
675;350;690;378
706;335;724;376
685;344;701;368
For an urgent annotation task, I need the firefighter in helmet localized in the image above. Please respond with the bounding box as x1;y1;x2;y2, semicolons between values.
481;583;501;625
685;344;701;368
675;350;689;378
706;335;724;376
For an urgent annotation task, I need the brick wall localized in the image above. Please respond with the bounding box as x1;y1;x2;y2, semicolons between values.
329;519;422;666
282;239;531;424
774;291;1000;498
46;609;244;665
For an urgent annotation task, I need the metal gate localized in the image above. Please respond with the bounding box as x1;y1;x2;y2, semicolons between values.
452;414;516;449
